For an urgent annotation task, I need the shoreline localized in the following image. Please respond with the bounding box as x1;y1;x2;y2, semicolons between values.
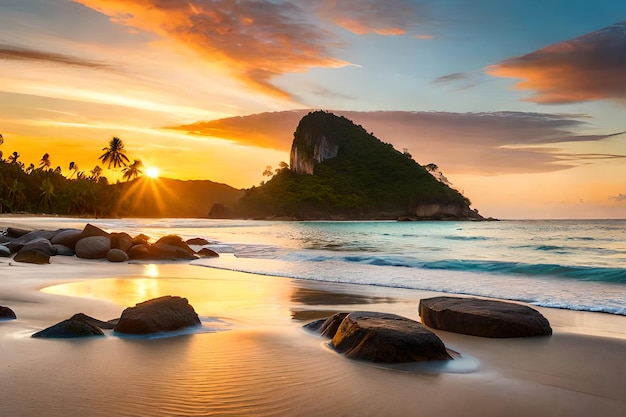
1;258;626;416
2;217;626;416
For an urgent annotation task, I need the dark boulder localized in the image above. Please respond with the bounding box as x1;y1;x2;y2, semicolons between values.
4;227;32;238
152;236;196;260
79;223;110;240
114;295;201;335
6;229;56;253
0;245;10;257
127;243;151;260
110;232;133;253
0;306;17;319
186;237;210;246
197;247;219;258
304;312;349;337
50;228;82;250
75;236;110;259
13;238;55;264
155;235;195;253
69;313;117;329
419;296;552;338
32;318;105;338
132;234;151;245
107;248;129;262
53;244;75;256
308;311;451;363
152;243;197;260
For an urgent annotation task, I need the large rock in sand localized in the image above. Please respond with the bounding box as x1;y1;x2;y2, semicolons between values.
32;318;105;338
307;311;451;363
114;296;200;335
419;296;552;338
75;236;111;259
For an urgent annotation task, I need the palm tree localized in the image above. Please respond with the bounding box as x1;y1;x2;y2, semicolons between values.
69;161;80;179
8;151;19;165
39;153;51;170
39;177;55;212
122;159;143;181
7;178;25;211
89;165;102;181
26;163;35;174
99;137;130;181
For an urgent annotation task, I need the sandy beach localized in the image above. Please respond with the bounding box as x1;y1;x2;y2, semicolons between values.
1;250;625;417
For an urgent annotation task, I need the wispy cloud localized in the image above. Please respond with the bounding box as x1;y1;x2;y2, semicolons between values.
609;193;626;202
170;110;625;175
486;21;626;104
314;0;427;36
432;72;468;84
0;44;110;69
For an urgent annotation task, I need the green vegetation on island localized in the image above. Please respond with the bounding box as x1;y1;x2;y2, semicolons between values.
230;111;481;220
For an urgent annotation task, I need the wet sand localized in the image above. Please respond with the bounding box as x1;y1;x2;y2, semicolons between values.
1;255;625;416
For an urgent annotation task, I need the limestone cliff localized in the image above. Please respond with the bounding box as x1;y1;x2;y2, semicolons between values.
290;132;338;175
290;113;343;174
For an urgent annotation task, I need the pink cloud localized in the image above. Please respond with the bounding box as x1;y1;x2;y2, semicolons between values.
486;21;626;104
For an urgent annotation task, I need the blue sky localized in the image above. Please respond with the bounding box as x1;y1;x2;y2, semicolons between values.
1;0;625;218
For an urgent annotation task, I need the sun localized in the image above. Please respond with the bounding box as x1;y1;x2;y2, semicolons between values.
145;167;160;178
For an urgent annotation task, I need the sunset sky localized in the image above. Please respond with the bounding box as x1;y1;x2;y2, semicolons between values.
1;0;625;219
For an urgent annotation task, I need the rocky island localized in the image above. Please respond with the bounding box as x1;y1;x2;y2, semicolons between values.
219;111;484;220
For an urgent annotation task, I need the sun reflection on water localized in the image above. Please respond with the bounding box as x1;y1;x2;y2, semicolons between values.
41;266;293;325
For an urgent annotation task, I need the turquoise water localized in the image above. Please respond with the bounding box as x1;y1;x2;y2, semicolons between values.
10;218;626;315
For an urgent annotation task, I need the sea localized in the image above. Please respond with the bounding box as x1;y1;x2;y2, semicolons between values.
23;217;625;316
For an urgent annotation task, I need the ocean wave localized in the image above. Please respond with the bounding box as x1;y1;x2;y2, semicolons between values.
420;259;626;283
281;253;626;284
193;256;626;316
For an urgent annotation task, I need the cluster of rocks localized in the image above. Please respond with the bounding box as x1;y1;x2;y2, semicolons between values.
0;223;219;264
31;295;201;338
305;296;552;364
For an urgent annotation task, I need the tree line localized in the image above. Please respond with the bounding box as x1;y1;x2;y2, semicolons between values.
0;134;144;215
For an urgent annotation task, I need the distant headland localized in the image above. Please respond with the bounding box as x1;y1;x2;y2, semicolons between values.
214;111;487;221
1;112;489;220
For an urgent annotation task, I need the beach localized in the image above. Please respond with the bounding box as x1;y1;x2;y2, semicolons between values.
2;216;626;416
1;252;625;417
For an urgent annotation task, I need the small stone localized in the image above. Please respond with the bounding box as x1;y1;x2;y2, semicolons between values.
107;248;129;262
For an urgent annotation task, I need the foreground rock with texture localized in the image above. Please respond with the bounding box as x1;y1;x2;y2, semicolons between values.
306;311;451;363
32;316;106;338
114;296;201;335
419;296;552;338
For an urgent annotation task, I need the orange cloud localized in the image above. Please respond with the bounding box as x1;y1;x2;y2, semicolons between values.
486;21;626;104
74;0;349;98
